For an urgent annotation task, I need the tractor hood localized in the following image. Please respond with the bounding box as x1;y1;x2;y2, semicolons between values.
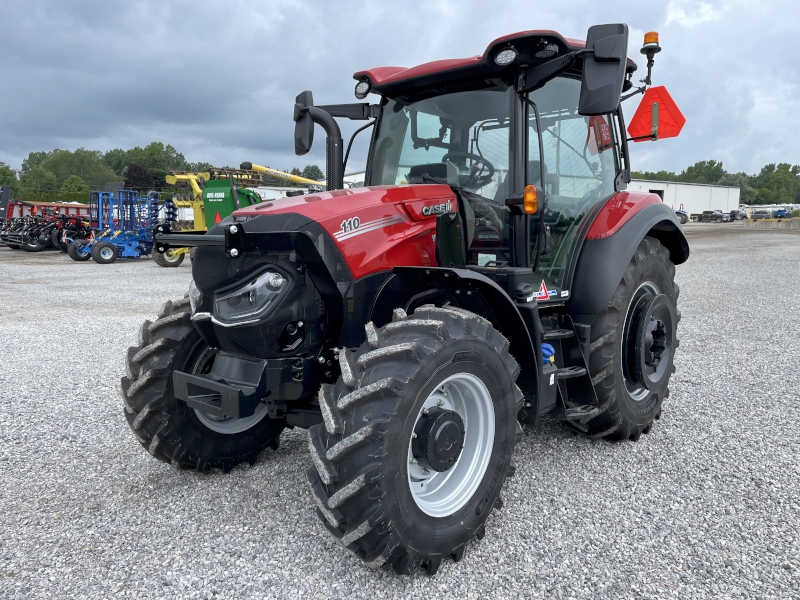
226;184;457;280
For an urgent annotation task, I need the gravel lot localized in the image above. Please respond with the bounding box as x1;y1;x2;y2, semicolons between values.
1;224;799;599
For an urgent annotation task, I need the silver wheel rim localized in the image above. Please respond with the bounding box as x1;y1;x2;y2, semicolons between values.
189;347;270;434
100;247;114;260
407;372;495;518
164;250;180;262
622;281;660;402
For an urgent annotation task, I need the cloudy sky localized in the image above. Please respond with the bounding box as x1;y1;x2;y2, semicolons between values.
1;0;798;177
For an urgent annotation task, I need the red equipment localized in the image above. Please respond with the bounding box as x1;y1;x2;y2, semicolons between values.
126;24;688;577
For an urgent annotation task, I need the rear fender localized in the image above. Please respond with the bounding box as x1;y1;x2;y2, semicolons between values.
371;266;541;400
566;201;689;323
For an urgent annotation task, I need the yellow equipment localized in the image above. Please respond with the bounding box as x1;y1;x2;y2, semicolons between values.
165;168;265;231
240;162;325;189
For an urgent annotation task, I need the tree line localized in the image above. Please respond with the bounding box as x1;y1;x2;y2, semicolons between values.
0;143;325;203
632;160;800;205
3;149;797;206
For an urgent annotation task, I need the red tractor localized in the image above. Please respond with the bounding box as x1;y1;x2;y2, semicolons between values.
125;24;688;575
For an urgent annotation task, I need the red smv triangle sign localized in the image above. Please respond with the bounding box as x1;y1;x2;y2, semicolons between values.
627;86;686;142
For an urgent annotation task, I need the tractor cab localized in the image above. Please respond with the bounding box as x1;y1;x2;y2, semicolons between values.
293;25;675;302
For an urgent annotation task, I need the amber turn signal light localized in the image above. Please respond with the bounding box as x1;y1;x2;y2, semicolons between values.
523;185;538;214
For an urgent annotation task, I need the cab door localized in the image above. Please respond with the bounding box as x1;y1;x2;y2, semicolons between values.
527;77;621;302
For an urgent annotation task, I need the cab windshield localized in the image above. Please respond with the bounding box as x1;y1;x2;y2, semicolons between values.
370;86;514;263
370;86;513;203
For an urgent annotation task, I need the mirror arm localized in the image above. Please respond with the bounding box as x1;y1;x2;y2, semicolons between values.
409;111;451;150
296;106;344;191
517;49;592;94
317;103;381;120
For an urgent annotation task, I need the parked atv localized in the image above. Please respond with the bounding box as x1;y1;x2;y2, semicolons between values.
124;25;688;576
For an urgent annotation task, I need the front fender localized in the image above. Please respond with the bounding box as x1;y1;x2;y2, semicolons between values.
371;266;541;400
566;201;689;323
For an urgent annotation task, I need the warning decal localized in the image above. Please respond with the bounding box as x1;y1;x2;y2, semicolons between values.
536;281;557;301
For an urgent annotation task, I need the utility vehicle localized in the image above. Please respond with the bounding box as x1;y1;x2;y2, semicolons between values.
123;24;689;575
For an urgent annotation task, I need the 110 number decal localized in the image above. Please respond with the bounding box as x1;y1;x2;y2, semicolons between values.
340;217;360;234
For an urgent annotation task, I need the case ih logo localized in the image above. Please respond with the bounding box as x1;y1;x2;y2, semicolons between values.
421;202;452;217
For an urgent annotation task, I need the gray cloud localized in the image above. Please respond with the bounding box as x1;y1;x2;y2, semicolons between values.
1;0;797;176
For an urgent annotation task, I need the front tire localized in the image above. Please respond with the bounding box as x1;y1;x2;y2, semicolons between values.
579;236;680;441
152;248;185;267
307;306;523;575
120;298;284;470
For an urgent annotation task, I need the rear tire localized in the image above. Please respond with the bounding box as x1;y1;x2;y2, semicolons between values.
579;236;679;441
91;241;118;264
152;248;185;267
67;241;92;261
307;306;523;575
120;298;285;471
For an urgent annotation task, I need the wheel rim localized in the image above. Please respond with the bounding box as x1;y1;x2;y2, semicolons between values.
189;347;270;434
164;250;180;262
407;372;495;518
621;281;666;402
100;247;114;260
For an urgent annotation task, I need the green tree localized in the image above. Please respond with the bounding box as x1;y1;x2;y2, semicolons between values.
103;148;129;175
630;169;679;181
752;163;799;205
123;163;155;190
187;161;213;173
60;175;90;195
0;162;17;187
20;151;51;176
678;160;726;184
717;172;758;204
19;165;58;194
118;142;189;187
43;148;119;189
301;165;324;182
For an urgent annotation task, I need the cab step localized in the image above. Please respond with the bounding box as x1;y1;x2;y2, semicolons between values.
564;405;600;423
543;329;575;340
555;366;586;380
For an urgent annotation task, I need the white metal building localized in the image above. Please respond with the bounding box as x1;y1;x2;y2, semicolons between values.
627;180;740;216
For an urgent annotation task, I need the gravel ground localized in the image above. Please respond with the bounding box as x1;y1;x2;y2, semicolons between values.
1;225;799;599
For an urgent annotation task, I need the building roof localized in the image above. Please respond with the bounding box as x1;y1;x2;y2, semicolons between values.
631;179;742;190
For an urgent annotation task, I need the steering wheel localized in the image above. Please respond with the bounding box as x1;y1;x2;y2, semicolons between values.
442;151;495;188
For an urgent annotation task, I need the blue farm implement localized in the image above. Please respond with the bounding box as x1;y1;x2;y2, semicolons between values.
67;190;180;265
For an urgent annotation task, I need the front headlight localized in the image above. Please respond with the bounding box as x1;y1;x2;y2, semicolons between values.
213;269;287;323
188;279;202;314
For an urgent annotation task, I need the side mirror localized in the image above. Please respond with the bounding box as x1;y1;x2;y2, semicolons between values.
294;91;315;155
578;24;629;116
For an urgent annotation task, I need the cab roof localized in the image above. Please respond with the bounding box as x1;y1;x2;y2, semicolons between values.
354;30;637;99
